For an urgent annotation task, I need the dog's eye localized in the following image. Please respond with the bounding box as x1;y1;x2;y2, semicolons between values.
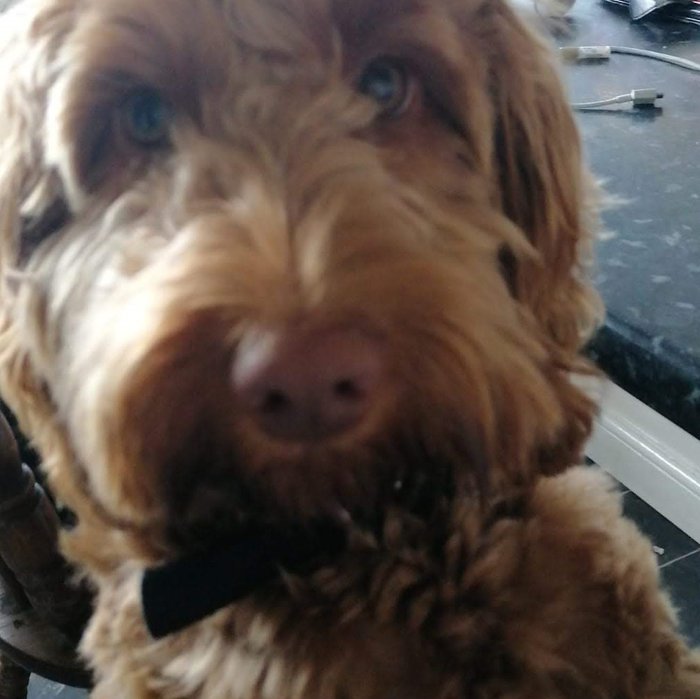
121;88;172;147
358;59;414;117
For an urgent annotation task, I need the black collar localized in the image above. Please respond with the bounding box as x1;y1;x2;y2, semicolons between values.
141;522;347;638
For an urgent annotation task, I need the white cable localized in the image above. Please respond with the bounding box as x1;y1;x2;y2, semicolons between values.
562;44;696;109
560;45;700;72
610;46;700;73
572;88;664;110
572;94;633;109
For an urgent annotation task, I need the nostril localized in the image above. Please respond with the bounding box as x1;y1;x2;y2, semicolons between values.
260;389;292;415
333;379;363;401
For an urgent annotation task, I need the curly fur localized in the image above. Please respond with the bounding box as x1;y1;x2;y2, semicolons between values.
0;0;698;697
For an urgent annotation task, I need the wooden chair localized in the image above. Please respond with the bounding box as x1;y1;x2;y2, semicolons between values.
0;410;92;698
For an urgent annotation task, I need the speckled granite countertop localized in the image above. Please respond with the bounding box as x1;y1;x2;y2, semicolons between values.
564;1;700;437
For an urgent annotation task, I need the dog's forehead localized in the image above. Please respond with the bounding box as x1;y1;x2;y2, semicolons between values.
86;0;436;43
67;0;476;92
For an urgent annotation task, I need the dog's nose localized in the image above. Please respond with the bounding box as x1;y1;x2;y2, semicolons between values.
232;326;385;442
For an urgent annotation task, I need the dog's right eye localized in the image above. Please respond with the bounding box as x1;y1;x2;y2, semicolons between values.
120;88;172;147
358;58;415;118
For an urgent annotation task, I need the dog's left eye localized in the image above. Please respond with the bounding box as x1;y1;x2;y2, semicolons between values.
358;59;414;117
120;88;172;147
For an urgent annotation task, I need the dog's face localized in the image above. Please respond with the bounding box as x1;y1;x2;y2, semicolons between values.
0;0;598;556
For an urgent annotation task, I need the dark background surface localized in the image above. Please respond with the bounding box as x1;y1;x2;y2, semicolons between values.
565;1;700;435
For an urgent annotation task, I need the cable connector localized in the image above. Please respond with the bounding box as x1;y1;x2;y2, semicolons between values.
560;46;612;62
630;88;664;106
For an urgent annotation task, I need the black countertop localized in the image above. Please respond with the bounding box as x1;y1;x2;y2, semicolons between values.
563;1;700;436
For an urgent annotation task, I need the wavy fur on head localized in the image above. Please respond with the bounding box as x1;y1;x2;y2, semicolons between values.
0;0;698;697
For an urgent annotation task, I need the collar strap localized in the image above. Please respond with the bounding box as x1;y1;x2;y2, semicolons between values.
141;523;347;638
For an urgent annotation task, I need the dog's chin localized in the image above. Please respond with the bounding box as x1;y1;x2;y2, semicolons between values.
160;420;473;555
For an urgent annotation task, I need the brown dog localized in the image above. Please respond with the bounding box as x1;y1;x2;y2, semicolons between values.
1;0;698;697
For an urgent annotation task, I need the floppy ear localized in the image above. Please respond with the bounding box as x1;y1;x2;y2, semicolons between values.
439;0;602;472
0;1;76;431
476;0;602;356
482;2;602;471
0;2;131;543
0;0;76;269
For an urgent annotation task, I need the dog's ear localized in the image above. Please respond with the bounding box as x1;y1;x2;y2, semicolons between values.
441;0;601;471
473;0;601;355
482;1;602;471
0;1;76;424
0;1;75;270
